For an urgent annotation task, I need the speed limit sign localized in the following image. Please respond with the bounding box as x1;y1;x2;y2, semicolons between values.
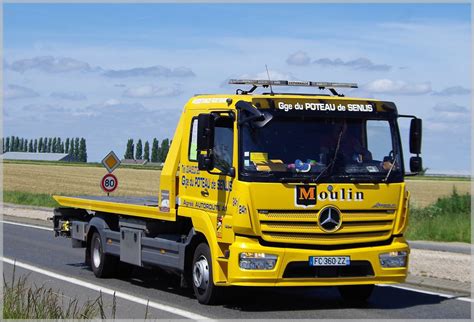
101;173;118;193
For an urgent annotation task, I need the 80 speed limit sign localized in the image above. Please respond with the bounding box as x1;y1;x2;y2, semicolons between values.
101;173;118;193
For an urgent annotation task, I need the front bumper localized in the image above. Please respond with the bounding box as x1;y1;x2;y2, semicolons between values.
225;236;409;287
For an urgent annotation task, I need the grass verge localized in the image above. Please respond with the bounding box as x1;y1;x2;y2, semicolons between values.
3;267;107;319
406;189;471;243
3;190;59;208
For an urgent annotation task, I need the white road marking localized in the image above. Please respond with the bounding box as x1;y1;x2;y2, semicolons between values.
1;257;212;320
3;220;471;305
379;284;472;302
1;220;53;231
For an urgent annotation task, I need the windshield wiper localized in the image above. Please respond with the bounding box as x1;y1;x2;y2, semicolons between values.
348;174;383;183
312;122;346;183
279;176;313;183
382;155;398;182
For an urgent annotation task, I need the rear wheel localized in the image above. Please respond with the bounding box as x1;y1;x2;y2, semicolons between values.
90;231;118;278
338;284;374;303
192;243;222;304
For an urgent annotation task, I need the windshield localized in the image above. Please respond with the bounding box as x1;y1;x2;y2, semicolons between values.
240;115;403;183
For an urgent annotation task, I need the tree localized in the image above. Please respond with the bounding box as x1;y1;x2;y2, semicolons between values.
65;138;70;154
5;137;10;152
158;138;170;162
23;139;28;152
74;138;80;160
79;138;87;162
34;139;38;152
124;139;134;159
48;137;53;152
151;138;159;162
135;139;143;160
144;141;150;162
38;138;43;153
69;140;75;159
19;138;24;152
10;136;14;151
28;140;33;152
52;138;57;153
14;137;20;152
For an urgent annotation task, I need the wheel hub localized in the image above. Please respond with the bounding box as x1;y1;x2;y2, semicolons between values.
193;255;209;289
92;238;101;268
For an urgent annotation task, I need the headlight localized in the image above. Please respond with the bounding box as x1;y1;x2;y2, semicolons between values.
379;251;407;268
239;252;277;270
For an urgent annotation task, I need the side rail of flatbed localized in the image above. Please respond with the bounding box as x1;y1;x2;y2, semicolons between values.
53;195;175;221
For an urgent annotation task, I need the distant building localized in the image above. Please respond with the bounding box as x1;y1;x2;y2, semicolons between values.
1;152;75;162
121;159;148;165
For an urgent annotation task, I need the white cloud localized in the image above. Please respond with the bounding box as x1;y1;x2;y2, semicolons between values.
123;85;183;98
8;56;93;73
103;98;122;106
425;102;470;132
50;91;87;101
363;79;431;95
103;66;195;78
313;57;391;71
432;102;469;113
432;86;471;96
4;84;40;100
286;51;311;66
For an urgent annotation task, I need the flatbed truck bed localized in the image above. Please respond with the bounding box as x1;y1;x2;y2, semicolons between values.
54;195;174;221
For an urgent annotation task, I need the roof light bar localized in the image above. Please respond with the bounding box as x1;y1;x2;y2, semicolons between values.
229;79;358;89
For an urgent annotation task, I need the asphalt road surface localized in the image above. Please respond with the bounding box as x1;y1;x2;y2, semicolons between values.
2;218;471;319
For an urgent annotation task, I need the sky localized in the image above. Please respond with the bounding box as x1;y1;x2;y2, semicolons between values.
3;3;472;174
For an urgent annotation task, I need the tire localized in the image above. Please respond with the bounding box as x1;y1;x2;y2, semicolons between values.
191;243;222;305
338;284;374;303
90;231;118;278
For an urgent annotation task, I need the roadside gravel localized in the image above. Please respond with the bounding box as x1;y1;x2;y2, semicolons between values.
408;248;471;283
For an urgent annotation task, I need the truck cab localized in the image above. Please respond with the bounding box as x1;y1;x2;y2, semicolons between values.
53;79;422;304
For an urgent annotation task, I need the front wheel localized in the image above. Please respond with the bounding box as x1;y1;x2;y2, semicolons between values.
90;231;118;278
338;284;374;303
192;243;222;304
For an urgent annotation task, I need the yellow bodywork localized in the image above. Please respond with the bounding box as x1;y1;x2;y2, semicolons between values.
54;93;411;287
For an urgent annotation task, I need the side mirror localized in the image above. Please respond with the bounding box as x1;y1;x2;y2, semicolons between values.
197;114;215;151
197;114;215;171
409;118;422;154
410;156;423;173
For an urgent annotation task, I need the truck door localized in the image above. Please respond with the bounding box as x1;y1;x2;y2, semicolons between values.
180;112;236;243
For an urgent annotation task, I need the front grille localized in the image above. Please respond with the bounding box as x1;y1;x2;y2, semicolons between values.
258;209;395;245
283;260;374;278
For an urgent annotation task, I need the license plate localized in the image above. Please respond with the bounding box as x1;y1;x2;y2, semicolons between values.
309;256;350;266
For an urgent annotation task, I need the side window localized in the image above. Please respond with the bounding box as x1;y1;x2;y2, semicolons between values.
366;120;392;162
188;118;198;161
213;118;234;172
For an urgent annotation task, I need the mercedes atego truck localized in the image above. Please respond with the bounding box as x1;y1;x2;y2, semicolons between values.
53;79;423;304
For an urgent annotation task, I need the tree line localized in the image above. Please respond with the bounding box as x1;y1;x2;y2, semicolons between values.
124;138;171;163
2;136;88;162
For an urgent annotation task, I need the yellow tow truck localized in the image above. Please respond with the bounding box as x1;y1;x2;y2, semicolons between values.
53;79;423;304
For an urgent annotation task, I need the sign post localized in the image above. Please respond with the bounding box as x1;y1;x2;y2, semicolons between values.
101;151;121;196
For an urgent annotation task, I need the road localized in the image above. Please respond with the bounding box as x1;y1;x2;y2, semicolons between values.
2;217;471;319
